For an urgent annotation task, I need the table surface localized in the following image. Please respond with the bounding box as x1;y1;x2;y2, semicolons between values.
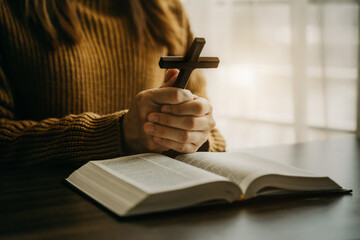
1;137;359;240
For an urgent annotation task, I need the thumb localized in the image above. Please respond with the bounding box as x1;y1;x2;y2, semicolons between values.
161;69;179;88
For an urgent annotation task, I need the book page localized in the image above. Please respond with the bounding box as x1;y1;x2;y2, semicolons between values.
94;153;228;194
176;151;321;193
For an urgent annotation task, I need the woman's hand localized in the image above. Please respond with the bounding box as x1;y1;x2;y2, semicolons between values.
145;95;215;153
123;76;193;153
146;69;216;153
123;69;215;154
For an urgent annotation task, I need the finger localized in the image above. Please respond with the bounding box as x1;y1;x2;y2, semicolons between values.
145;138;170;153
161;97;212;116
153;137;198;153
161;69;179;88
138;88;193;105
147;112;215;131
143;122;206;144
161;74;177;88
166;69;179;81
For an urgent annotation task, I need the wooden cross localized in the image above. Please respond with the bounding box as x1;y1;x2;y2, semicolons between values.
159;38;220;89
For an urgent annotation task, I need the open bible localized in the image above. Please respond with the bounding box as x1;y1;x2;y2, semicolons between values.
66;152;348;216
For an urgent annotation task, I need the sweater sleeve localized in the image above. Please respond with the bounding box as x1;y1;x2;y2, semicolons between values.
170;0;226;152
0;65;127;168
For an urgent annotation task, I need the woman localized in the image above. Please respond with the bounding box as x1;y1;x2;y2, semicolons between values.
0;0;225;167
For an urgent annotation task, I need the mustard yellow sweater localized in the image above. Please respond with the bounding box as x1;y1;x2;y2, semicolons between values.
0;0;226;167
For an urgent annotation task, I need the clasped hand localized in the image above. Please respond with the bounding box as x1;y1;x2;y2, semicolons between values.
123;69;215;154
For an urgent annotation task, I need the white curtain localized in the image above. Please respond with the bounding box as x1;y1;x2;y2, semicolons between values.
181;0;358;148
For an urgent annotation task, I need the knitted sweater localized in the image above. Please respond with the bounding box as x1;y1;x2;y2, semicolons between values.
0;0;226;167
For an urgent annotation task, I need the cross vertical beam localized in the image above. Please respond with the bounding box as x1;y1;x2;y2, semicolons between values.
159;38;220;89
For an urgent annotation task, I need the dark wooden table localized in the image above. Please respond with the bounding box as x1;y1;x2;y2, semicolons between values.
1;137;359;239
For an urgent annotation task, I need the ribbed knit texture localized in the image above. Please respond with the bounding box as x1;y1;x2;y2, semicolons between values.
0;0;226;167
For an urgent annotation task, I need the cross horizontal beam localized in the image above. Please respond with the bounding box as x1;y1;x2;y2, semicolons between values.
159;57;220;69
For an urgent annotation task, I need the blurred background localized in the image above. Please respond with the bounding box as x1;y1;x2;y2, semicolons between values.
181;0;358;150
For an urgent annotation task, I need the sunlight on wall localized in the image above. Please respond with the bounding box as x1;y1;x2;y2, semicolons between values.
218;64;256;87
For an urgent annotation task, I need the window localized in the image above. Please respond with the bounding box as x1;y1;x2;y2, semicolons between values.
181;0;358;149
